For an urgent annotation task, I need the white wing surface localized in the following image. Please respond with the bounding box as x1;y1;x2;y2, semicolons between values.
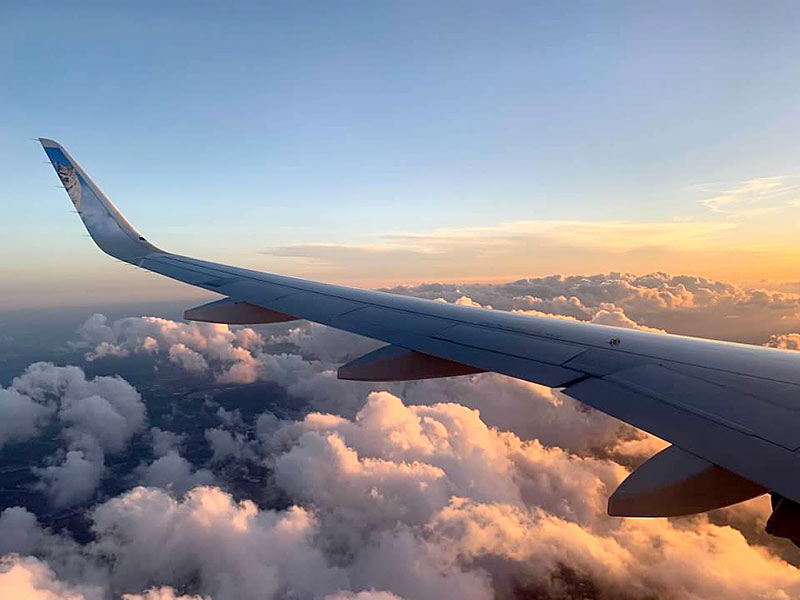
40;138;800;542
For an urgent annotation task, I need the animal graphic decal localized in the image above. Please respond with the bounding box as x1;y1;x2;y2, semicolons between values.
56;162;81;209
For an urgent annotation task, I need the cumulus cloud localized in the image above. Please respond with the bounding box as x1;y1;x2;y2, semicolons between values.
122;589;209;600
0;388;51;451
90;486;349;599
272;394;799;599
149;428;186;458
76;313;264;383
34;450;105;509
204;427;254;464
764;333;800;350
399;374;663;460
5;393;798;599
168;343;208;373
389;272;800;314
0;555;102;600
14;275;798;597
0;508;44;556
324;592;404;600
268;322;382;364
387;272;800;341
0;362;146;508
137;451;216;496
0;554;205;600
75;314;379;416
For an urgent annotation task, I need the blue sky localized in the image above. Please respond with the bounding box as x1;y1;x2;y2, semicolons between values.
3;1;800;307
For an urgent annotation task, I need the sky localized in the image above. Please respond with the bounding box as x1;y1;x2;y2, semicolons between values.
5;5;800;597
3;1;800;307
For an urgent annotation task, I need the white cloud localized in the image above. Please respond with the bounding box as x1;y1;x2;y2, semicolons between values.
1;363;146;508
0;389;51;451
34;450;105;509
77;314;263;383
0;391;797;599
698;176;799;217
387;273;800;342
764;333;800;350
13;277;797;597
122;588;209;600
204;427;254;464
324;592;405;600
0;555;102;600
149;428;186;458
90;486;348;600
0;508;44;556
137;451;216;496
168;343;209;373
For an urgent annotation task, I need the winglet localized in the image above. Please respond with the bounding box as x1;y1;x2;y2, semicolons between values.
39;138;161;263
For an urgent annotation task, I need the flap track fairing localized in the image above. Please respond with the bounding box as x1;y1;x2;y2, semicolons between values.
185;298;298;325
608;444;767;517
338;344;486;382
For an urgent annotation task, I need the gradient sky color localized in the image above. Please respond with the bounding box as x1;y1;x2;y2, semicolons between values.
3;1;800;308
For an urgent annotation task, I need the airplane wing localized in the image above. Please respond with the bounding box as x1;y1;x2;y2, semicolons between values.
40;138;800;542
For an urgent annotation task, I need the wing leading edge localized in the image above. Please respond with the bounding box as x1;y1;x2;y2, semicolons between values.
41;138;800;542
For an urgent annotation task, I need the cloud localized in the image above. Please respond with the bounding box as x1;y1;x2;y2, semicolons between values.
764;333;800;350
137;451;216;496
89;486;349;599
168;344;209;373
399;374;663;461
268;322;382;364
76;314;263;383
204;427;255;464
0;555;102;600
697;176;800;217
386;273;800;342
149;428;186;458
1;362;146;508
17;277;798;597
0;388;51;451
324;592;404;600
263;219;750;284
389;272;800;314
75;314;378;416
1;391;798;599
271;394;799;599
271;220;734;260
34;450;105;509
0;554;205;600
122;589;209;600
0;508;44;556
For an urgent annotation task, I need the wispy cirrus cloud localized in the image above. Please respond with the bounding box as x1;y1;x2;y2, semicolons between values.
263;219;739;283
693;176;800;217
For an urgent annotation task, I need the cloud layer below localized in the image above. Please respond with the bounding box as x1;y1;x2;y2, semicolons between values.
5;273;800;598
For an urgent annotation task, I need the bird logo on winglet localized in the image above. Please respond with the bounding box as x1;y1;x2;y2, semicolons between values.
56;162;81;209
